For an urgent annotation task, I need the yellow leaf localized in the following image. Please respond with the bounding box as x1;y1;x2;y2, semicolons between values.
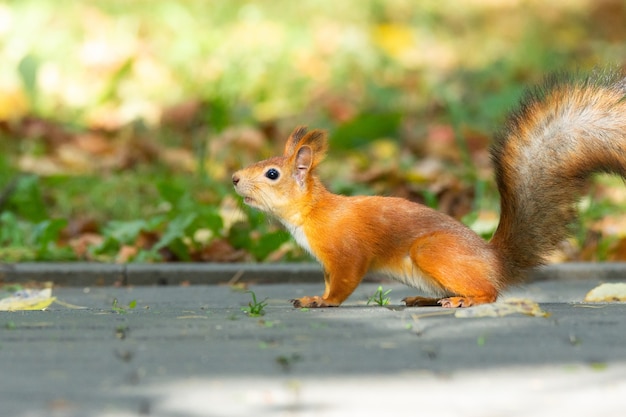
584;283;626;302
372;24;415;59
0;88;29;120
455;298;550;318
0;288;55;311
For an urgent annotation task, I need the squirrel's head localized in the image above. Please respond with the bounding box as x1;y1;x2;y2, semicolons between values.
232;126;328;221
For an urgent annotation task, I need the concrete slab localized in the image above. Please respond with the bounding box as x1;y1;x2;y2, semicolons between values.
1;278;625;416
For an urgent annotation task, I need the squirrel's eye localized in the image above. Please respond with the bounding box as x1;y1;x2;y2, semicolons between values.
265;168;280;180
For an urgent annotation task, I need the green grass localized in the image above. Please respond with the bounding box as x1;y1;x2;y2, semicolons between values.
0;0;624;262
241;291;268;317
367;286;392;306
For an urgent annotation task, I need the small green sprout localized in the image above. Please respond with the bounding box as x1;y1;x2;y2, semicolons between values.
241;291;268;317
367;285;392;306
112;298;137;314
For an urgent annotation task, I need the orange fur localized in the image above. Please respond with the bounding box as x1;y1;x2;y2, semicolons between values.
232;71;626;308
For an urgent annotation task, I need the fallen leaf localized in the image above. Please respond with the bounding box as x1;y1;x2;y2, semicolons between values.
160;147;196;172
454;298;550;318
194;238;248;262
73;133;114;155
0;88;29;120
68;232;104;258
160;100;203;131
584;283;626;302
372;23;415;60
56;143;94;173
0;288;56;311
116;245;139;263
591;214;626;237
608;238;626;261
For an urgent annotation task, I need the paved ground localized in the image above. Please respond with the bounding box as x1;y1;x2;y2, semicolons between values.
1;270;626;416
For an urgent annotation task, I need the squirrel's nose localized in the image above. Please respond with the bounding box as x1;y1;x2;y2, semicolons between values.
232;174;240;186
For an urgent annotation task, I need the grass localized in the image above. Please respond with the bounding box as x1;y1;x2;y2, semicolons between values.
241;291;268;317
111;298;137;314
367;286;392;306
0;1;624;262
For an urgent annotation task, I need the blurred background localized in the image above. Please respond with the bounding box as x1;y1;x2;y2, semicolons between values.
0;0;625;264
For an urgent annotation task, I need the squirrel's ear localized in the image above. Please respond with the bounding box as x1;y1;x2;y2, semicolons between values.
294;146;313;186
284;126;309;157
285;127;328;186
300;130;328;166
291;130;328;186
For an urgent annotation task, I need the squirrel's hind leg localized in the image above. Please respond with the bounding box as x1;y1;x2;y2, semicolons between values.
405;231;500;308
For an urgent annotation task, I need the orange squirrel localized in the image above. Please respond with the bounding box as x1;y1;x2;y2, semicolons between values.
232;71;626;308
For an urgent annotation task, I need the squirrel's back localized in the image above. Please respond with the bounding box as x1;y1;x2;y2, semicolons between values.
490;70;626;282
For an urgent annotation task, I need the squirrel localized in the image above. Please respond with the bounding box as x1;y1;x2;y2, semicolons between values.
232;70;626;308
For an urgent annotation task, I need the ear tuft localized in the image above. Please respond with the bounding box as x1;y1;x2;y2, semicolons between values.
300;130;328;166
284;126;309;157
284;127;328;186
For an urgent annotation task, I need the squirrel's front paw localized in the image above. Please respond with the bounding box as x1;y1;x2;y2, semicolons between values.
290;296;338;308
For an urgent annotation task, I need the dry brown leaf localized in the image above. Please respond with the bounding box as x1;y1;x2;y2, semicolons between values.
18;155;62;175
116;245;139;263
160;100;203;131
425;124;458;161
160;147;196;172
194;239;248;262
437;185;474;220
325;96;357;123
73;133;114;155
56;144;94;173
68;233;103;259
591;214;626;236
607;238;626;261
455;298;550;318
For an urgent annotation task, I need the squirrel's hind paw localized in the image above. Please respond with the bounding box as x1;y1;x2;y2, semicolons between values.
402;296;441;307
403;295;495;308
438;296;496;308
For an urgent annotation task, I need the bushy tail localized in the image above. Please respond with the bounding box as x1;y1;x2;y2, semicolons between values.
490;70;626;282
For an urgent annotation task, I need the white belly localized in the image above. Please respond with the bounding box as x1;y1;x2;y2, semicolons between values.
376;256;447;296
